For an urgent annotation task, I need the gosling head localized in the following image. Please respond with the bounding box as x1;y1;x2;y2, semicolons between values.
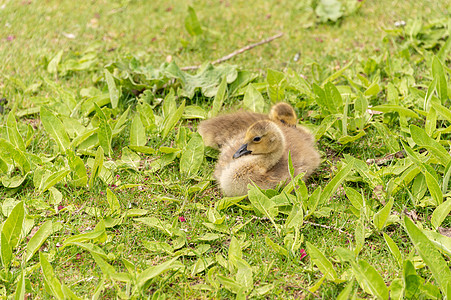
269;103;297;127
233;120;285;159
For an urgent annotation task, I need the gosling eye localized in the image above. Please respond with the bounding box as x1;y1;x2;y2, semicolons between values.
253;136;262;143
280;119;286;124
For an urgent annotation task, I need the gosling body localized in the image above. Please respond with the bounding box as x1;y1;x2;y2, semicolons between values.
198;103;298;149
215;120;320;197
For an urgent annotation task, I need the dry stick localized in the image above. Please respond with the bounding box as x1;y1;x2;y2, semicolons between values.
181;32;284;71
304;220;353;239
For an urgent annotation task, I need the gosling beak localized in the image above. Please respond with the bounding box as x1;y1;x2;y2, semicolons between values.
233;144;252;159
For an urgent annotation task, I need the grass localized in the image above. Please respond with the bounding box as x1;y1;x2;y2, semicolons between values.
0;0;451;298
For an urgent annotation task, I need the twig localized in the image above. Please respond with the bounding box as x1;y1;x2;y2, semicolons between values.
304;220;353;239
181;32;284;71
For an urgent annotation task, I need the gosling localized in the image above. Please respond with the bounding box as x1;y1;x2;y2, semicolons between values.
215;120;320;197
198;102;298;149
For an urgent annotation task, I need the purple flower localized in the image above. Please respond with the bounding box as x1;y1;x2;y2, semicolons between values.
179;216;186;222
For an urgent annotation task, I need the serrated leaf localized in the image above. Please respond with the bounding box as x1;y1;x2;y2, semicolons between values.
404;216;451;297
431;198;451;229
306;241;338;281
180;132;204;178
104;69;119;109
130;113;146;146
40;106;70;152
2;201;24;249
26;220;53;262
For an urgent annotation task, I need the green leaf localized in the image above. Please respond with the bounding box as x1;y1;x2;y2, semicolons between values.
89;146;104;188
355;260;389;300
248;185;279;232
162;100;185;139
136;103;155;130
431;198;451;229
243;83;266;113
306;241;338;281
337;279;355;300
315;0;343;22
6;111;25;151
1;232;12;269
267;69;286;103
382;232;402;268
137;256;182;288
354;217;365;255
40;106;70;152
284;203;304;230
363;81;380;97
410;124;451;166
14;269;25;300
432;56;448;103
180;133;204;178
370;105;419;119
63;220;106;246
104;69;119;109
235;257;253;290
26;220;53;262
404;216;451;297
40;169;70;193
66;150;88;187
94;104;112;156
424;170;443;206
2;201;24;248
130;113;147;147
210;76;227;117
265;237;288;257
373;197;394;231
47;50;63;74
185;6;203;36
320;162;353;204
40;252;65;299
106;188;121;214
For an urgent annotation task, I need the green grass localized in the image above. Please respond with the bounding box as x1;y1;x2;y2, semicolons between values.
1;0;451;298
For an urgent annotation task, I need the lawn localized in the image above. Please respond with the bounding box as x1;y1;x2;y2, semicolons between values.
1;0;451;298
